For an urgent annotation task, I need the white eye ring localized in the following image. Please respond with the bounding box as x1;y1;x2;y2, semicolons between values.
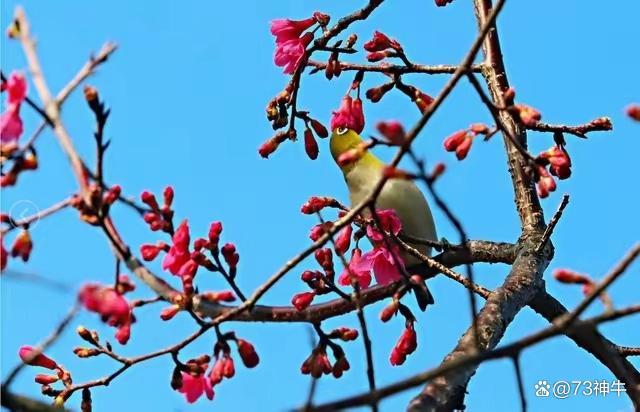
336;127;349;135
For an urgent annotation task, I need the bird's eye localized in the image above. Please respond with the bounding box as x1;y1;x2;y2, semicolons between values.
336;127;349;135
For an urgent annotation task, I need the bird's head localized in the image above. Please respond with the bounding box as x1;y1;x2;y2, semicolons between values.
330;127;383;173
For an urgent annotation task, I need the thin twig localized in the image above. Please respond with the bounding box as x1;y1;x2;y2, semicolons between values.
535;194;570;253
1;196;75;235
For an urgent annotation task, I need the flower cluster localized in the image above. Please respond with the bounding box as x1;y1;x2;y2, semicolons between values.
330;95;365;133
78;277;135;344
0;71;39;187
141;186;175;233
442;123;491;160
139;188;240;304
18;345;75;404
301;334;353;379
363;31;404;62
174;336;259;404
534;145;572;198
261;88;329;159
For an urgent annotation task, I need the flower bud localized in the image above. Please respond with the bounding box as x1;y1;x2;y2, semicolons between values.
237;339;260;368
365;82;394;103
380;300;399;322
626;104;640;122
443;130;468;152
455;136;473;160
334;225;352;256
221;243;239;269
553;269;591;285
160;304;181;321
304;128;319;160
35;373;60;385
292;291;315;311
141;191;159;210
310;119;328;138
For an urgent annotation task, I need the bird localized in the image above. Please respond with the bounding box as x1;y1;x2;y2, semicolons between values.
330;126;438;307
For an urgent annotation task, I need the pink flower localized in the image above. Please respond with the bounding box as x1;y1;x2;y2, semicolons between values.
1;72;27;104
178;372;214;403
366;209;402;242
79;283;133;344
274;32;313;74
1;72;27;144
270;17;316;43
162;220;191;275
0;106;23;143
353;245;404;285
338;248;372;288
330;95;365;133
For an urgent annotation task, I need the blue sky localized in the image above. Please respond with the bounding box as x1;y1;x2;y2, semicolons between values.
1;1;638;411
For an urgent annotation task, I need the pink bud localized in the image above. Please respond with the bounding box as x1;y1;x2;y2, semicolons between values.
19;346;58;370
292;291;315;311
304;128;319;160
237;339;260;368
160;304;181;321
443;130;468;152
140;244;161;261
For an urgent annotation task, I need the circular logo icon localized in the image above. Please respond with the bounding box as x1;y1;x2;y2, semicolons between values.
7;200;41;230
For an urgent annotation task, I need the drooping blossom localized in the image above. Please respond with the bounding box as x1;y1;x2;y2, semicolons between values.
270;16;316;74
178;372;214;403
338;248;372;288
353;244;405;285
274;32;314;74
79;283;133;344
366;209;402;241
270;17;316;43
1;72;27;144
330;95;365;133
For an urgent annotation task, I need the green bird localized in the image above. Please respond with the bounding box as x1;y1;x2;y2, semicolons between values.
330;126;438;307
